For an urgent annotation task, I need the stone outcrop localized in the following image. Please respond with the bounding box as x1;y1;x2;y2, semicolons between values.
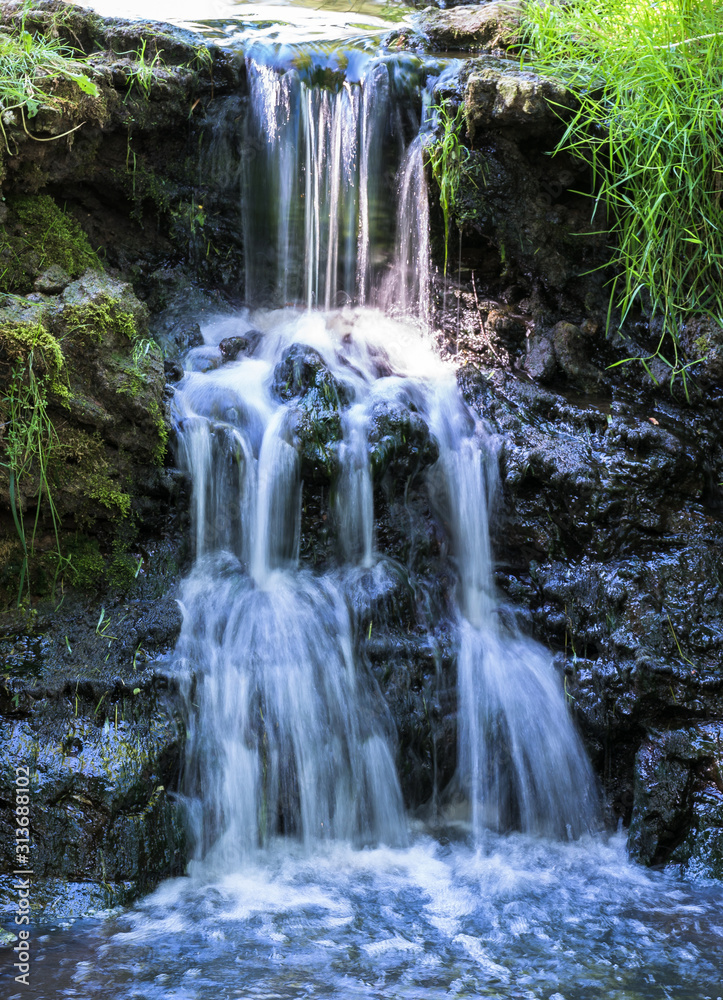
414;1;524;52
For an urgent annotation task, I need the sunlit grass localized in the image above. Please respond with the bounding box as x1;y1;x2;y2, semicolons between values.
0;1;98;149
520;0;723;391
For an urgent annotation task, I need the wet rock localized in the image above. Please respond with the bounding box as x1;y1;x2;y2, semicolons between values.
218;330;262;362
415;1;523;53
0;674;186;909
459;364;723;871
486;308;527;353
525;334;557;382
0;594;187;914
368;400;440;483
524;322;601;385
147;271;229;359
629;725;723;877
291;407;343;484
550;321;601;384
164;358;185;383
272;343;352;407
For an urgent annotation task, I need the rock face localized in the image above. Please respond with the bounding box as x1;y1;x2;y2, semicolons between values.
0;598;185;917
629;725;723;877
0;270;180;602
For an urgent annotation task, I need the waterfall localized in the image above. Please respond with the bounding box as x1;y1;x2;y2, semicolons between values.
233;53;429;313
172;50;598;865
428;403;598;838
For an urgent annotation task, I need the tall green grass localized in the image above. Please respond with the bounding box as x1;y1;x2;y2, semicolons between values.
521;0;723;391
426;102;472;279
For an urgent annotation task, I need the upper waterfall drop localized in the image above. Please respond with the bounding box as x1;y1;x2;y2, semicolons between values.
208;48;434;314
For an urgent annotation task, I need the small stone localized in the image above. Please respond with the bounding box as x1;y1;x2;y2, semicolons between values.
551;321;601;383
164;359;184;383
525;335;557;382
486;309;527;350
218;330;262;362
34;265;72;295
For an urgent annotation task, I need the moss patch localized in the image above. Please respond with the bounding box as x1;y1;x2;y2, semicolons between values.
50;426;132;523
0;195;102;296
63;298;138;344
0;313;69;403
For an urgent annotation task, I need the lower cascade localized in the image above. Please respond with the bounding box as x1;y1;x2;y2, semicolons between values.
173;305;599;861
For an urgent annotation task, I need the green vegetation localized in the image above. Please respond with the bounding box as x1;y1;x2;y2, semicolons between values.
0;1;98;150
521;0;723;392
0;326;71;603
64;297;137;343
122;37;165;102
425;102;472;279
0;194;102;295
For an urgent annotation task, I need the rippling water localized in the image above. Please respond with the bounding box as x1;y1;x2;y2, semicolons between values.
27;832;723;999
77;0;412;45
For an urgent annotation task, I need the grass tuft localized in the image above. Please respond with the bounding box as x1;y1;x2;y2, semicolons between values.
0;0;98;151
425;101;473;280
520;0;723;392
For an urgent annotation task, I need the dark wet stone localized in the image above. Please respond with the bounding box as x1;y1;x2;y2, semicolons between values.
550;321;601;385
272;343;352;407
460;363;723;871
629;725;723;877
164;359;185;383
368;400;440;482
525;334;557;381
219;330;262;362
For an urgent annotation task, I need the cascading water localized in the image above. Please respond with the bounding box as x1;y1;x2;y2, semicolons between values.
175;51;598;858
212;50;431;311
173;312;410;863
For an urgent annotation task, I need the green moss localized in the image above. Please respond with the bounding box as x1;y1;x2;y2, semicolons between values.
51;427;131;523
63;298;137;343
0;195;102;295
107;539;140;590
114;339;168;466
0;317;69;401
147;399;168;466
65;535;105;589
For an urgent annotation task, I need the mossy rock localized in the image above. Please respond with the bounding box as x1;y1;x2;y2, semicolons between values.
414;1;523;53
0;194;102;296
272;343;352;409
0;273;170;604
368;400;439;483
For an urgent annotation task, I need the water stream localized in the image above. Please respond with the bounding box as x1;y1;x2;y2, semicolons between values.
21;5;723;998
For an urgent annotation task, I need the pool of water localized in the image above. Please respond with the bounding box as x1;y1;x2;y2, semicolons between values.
19;831;723;1000
77;0;412;45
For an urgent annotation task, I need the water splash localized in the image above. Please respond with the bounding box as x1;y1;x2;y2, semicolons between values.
173;305;597;860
